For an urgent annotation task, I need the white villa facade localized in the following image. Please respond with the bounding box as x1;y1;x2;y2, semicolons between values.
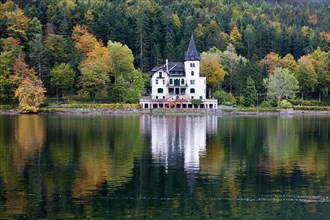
140;36;217;109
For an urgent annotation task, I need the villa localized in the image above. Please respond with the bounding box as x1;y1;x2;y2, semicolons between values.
140;36;218;109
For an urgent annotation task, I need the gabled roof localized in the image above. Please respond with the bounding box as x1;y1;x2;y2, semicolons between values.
184;35;200;61
151;62;185;76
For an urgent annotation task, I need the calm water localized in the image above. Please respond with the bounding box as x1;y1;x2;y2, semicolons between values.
0;114;329;219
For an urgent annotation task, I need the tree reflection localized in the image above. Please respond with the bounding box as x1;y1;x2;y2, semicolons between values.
0;115;45;218
0;115;329;219
12;115;45;173
261;116;300;176
71;116;144;198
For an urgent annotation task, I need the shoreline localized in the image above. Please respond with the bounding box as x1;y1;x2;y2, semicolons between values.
1;107;330;116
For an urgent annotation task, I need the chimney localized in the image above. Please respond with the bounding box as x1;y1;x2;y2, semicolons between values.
166;59;169;73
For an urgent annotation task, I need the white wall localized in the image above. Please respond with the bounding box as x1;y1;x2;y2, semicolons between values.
151;70;168;99
151;60;206;100
184;60;206;100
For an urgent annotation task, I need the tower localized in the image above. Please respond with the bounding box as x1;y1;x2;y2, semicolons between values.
184;35;200;78
184;35;205;100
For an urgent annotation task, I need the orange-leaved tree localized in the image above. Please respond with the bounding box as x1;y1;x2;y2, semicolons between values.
72;24;110;103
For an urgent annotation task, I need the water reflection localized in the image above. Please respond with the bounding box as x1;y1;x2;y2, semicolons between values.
0;115;45;217
0;115;329;219
145;115;218;188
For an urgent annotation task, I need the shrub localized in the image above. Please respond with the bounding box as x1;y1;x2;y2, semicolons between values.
293;106;330;111
0;105;14;110
227;93;236;104
280;100;293;108
214;90;236;105
237;96;245;107
191;99;203;105
61;103;140;109
289;99;327;106
213;90;227;103
259;101;272;108
125;89;141;104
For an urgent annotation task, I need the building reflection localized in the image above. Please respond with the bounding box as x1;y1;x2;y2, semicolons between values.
141;115;217;189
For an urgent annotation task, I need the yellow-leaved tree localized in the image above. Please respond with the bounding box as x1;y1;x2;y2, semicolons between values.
15;77;46;113
200;52;225;98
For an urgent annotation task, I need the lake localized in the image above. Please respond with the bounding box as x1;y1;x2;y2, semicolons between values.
0;114;329;219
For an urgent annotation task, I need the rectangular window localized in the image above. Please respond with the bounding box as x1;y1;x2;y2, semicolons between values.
200;96;203;100
191;71;194;76
156;79;158;85
190;63;195;67
190;80;195;85
163;79;165;84
170;79;173;84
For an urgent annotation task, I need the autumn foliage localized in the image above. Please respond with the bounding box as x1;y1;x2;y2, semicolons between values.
15;77;46;113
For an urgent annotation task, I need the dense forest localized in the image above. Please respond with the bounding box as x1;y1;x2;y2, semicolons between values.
0;0;329;110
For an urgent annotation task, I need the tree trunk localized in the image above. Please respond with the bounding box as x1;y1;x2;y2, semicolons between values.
229;63;233;94
56;88;59;104
91;92;96;104
139;33;143;71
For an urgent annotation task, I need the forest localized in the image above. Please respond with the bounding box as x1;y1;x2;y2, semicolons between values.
0;0;329;111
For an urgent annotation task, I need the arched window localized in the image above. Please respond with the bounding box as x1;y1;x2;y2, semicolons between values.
190;88;195;94
158;88;163;93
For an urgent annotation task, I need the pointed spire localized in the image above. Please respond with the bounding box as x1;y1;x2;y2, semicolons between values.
184;35;200;61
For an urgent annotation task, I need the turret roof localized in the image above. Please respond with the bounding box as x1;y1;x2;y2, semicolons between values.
184;35;200;61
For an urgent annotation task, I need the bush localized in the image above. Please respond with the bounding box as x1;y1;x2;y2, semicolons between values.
280;100;293;108
214;90;236;105
237;96;245;107
259;101;272;108
0;105;14;110
61;103;140;109
125;89;141;104
213;90;227;103
191;99;203;105
289;99;327;106
293;106;330;111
